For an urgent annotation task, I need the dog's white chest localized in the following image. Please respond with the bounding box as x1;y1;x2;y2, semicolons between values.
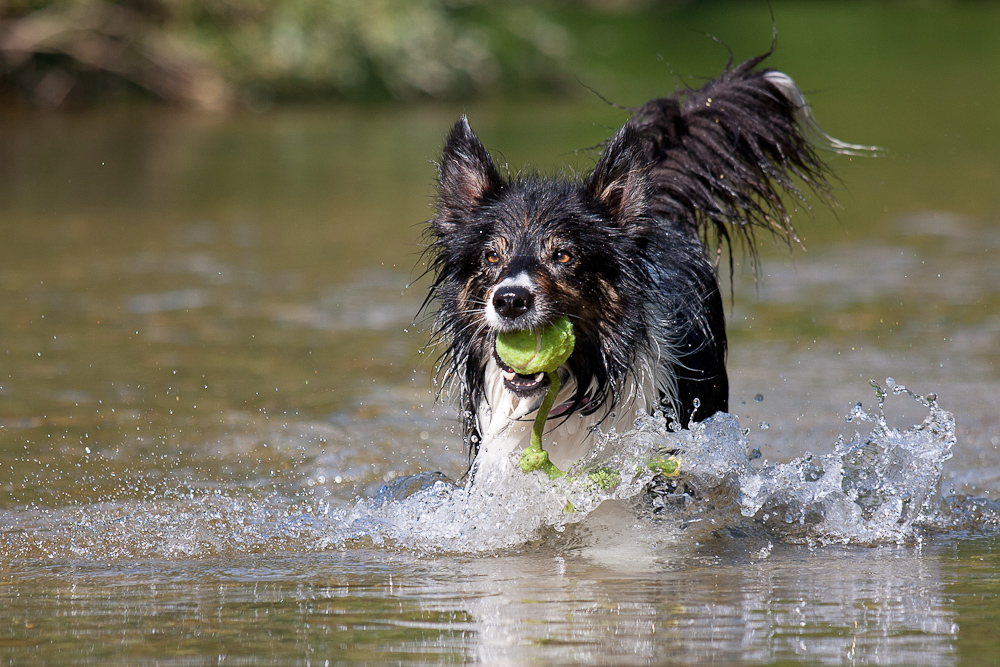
472;359;650;477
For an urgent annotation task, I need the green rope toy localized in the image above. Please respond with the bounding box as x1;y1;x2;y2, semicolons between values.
495;316;575;479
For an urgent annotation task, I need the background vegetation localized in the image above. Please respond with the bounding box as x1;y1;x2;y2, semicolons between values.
0;0;603;109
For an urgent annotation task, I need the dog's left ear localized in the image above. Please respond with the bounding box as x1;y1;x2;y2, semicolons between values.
436;116;502;230
588;126;650;225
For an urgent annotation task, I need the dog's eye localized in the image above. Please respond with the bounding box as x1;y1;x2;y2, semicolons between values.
554;250;572;264
485;250;500;264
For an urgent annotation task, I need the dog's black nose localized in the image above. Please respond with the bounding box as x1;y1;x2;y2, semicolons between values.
492;285;534;320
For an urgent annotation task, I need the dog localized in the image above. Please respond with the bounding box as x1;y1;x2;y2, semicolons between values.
421;52;864;481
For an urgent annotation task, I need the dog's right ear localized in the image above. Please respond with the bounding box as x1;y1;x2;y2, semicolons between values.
435;116;502;228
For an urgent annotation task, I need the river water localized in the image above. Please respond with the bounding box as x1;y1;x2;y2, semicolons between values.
2;7;1000;664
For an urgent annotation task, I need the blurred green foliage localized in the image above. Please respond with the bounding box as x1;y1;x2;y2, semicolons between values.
6;0;984;112
0;0;579;109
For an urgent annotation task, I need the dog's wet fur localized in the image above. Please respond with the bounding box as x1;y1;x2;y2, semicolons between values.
421;52;861;480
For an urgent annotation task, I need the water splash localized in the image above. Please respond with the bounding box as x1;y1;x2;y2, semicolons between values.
336;429;666;553
334;379;975;551
3;380;996;561
739;379;958;545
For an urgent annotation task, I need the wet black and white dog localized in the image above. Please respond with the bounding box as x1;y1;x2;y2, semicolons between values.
422;53;862;479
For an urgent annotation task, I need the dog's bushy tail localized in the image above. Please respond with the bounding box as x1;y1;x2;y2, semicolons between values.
626;53;875;269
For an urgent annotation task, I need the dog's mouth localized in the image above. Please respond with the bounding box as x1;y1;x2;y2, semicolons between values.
494;350;549;396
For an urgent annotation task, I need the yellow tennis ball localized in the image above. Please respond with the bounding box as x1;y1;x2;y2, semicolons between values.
496;316;575;374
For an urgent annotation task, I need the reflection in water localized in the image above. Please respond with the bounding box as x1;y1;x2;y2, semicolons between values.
457;546;959;666
0;545;961;665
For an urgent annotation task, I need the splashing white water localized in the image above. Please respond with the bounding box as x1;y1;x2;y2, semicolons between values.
338;379;966;552
4;380;995;561
738;379;956;545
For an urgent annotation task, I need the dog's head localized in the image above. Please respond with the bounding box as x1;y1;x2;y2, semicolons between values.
423;116;661;416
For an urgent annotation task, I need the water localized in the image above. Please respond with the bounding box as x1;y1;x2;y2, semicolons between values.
3;4;1000;664
0;379;980;561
